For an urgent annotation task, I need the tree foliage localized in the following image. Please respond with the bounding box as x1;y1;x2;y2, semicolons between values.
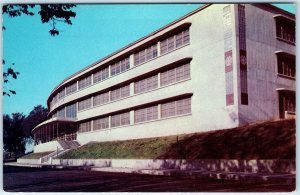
2;4;76;36
3;105;49;156
23;105;48;139
3;113;26;157
3;60;19;96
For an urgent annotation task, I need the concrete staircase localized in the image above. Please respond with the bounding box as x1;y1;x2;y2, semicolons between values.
58;140;81;150
40;140;80;164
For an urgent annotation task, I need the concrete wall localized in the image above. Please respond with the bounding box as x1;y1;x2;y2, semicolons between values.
34;141;60;153
17;158;40;164
51;159;295;174
237;4;295;124
33;4;295;151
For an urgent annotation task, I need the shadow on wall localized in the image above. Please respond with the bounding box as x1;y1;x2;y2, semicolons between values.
239;104;277;125
156;159;295;174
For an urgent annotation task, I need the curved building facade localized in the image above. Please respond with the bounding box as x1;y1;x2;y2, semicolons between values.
32;4;296;153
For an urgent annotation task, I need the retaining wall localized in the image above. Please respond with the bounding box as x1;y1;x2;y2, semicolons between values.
50;159;295;174
17;159;40;164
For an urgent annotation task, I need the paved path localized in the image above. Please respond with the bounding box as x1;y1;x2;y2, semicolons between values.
3;165;295;192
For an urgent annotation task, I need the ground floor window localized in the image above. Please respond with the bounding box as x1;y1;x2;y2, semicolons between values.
279;91;295;119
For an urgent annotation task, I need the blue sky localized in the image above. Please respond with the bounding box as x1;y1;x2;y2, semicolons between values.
2;3;296;116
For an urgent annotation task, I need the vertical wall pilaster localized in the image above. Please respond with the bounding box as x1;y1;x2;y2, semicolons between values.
130;82;134;96
129;54;135;68
130;110;135;125
157;42;161;56
223;5;234;106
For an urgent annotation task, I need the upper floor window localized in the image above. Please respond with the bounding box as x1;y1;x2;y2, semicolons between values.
78;75;92;90
161;97;191;118
57;107;65;118
275;16;295;44
78;98;92;111
93;117;109;130
161;63;190;86
111;58;130;76
78;121;91;133
134;75;158;94
93;91;109;106
160;28;190;55
134;44;158;66
111;112;130;128
52;94;58;104
66;103;77;118
277;53;295;78
94;67;109;84
135;105;158;123
52;112;57;118
110;85;130;101
58;89;65;99
66;82;77;95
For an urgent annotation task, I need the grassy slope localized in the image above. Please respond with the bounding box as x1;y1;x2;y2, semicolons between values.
59;135;180;159
20;151;53;159
59;119;295;159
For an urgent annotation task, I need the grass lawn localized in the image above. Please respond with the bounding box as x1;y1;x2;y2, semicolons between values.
58;135;183;159
59;119;295;159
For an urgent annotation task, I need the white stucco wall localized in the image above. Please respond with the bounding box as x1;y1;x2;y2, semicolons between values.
33;4;295;152
34;141;60;153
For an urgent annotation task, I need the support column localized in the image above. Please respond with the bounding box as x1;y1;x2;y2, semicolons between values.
158;104;162;119
157;41;161;56
129;54;135;68
130;82;134;96
130;110;135;125
157;73;161;88
57;123;59;141
108;116;111;128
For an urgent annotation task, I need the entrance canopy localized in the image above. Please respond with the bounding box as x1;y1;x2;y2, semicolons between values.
32;117;77;146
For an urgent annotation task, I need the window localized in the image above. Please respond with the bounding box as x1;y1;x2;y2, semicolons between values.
135;105;158;123
78;75;92;90
93;67;109;84
111;58;130;76
50;100;53;110
93;117;109;130
134;75;158;94
93;92;109;106
78;98;92;111
277;54;295;78
161;63;190;86
275;17;295;44
110;85;130;101
161;97;191;118
58;89;65;99
111;112;130;128
134;44;158;66
160;28;190;55
66;103;77;118
52;112;57;118
57;107;65;118
279;91;295;118
78;121;91;133
52;94;58;104
66;82;77;95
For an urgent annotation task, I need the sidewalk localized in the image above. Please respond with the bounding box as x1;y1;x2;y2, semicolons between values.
5;162;295;184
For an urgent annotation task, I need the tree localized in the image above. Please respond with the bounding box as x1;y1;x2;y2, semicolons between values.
3;60;19;96
2;4;76;96
3;113;26;158
22;105;48;140
2;4;76;36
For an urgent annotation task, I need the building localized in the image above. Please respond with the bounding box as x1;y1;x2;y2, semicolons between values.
32;4;296;153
